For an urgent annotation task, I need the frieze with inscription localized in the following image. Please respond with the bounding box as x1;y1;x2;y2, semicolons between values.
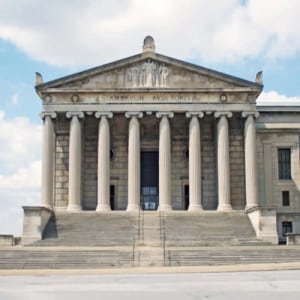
47;91;256;105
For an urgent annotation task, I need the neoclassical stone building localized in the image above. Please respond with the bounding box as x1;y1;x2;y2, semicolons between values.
26;36;300;244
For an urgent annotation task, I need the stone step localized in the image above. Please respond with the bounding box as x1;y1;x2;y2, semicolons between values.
1;246;300;269
166;247;300;266
0;249;134;269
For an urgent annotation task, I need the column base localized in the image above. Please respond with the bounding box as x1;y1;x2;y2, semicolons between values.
188;204;203;211
126;204;140;212
41;204;53;211
96;204;111;212
67;204;82;212
217;204;232;212
158;204;172;211
245;203;258;211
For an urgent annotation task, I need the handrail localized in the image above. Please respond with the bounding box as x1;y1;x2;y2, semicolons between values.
132;236;135;267
159;210;167;266
137;206;141;241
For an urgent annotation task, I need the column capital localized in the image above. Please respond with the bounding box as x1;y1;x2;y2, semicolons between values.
125;112;143;119
95;111;113;119
66;111;84;119
242;111;259;118
156;112;174;119
214;111;232;118
40;112;57;120
186;112;204;118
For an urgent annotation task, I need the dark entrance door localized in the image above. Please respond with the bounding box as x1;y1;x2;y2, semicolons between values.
141;152;159;210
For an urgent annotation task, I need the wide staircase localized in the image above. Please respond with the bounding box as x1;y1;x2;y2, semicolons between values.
1;211;300;269
164;211;271;247
33;212;137;247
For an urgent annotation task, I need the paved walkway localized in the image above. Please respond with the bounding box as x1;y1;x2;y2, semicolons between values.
1;261;300;276
1;270;300;300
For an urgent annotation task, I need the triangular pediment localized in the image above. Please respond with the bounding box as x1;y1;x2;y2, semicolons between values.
36;53;262;93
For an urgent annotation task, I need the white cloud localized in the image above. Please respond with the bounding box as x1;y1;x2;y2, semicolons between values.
257;91;300;105
0;0;299;67
10;93;19;105
0;110;42;171
0;111;41;235
0;161;41;235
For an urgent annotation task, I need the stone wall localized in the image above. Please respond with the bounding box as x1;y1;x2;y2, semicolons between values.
83;116;98;210
54;114;69;208
201;115;217;209
110;115;128;210
52;112;249;211
170;114;189;209
229;114;245;209
257;131;300;210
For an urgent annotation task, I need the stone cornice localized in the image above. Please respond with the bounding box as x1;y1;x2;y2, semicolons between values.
95;112;113;118
125;112;143;119
41;87;261;94
66;111;84;119
256;123;300;130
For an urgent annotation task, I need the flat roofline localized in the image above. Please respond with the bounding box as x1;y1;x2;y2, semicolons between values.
257;105;300;112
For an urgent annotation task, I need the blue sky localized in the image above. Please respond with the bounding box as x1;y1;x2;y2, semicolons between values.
0;0;300;235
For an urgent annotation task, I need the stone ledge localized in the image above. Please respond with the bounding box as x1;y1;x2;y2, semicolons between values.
246;206;278;244
287;234;300;245
0;235;14;246
22;206;53;245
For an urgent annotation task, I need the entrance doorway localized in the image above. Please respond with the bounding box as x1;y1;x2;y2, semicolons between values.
184;185;189;210
141;152;159;210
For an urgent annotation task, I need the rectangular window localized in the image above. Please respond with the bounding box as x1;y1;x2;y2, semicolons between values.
184;185;189;210
278;148;291;180
282;191;290;206
282;221;293;237
110;185;115;210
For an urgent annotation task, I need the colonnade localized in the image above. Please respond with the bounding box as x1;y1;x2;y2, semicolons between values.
40;111;259;212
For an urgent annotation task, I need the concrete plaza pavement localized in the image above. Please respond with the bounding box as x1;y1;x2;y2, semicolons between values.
0;269;300;300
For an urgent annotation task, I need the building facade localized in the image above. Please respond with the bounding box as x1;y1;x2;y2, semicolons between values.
30;36;300;244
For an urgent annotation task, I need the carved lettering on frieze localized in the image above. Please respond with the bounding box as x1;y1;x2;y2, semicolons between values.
95;93;201;103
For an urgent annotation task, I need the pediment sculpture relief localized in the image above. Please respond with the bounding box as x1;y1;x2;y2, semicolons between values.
127;59;169;88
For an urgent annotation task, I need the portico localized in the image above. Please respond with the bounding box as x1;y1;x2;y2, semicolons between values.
40;110;260;212
37;36;263;213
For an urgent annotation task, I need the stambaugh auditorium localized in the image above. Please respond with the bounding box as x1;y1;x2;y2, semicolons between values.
1;36;300;268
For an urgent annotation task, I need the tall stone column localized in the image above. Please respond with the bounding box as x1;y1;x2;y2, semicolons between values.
95;112;113;211
66;112;84;211
186;112;204;211
156;112;174;211
40;112;57;210
215;112;232;211
242;111;259;209
125;112;143;211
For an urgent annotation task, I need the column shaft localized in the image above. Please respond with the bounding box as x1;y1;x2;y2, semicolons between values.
217;115;232;211
127;115;141;211
244;115;258;209
68;115;82;211
127;116;141;211
159;116;172;211
97;116;111;211
41;115;55;209
188;116;203;210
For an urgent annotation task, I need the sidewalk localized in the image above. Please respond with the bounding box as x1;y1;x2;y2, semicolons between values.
1;262;300;276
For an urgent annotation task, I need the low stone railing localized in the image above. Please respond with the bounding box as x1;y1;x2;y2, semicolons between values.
286;233;300;245
22;206;53;245
0;235;14;246
246;206;278;244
